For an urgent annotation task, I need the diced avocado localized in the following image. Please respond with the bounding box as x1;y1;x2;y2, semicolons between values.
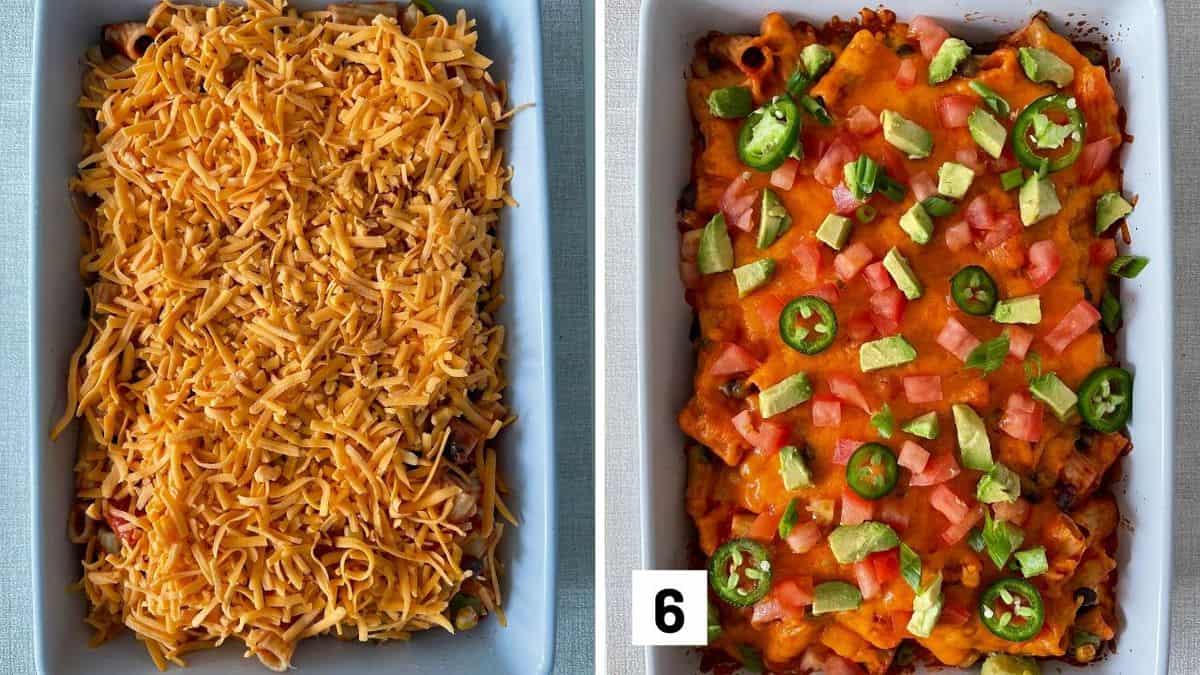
1019;47;1075;88
758;188;792;248
801;43;835;79
1018;174;1062;226
707;86;753;119
860;335;917;372
1029;372;1078;420
733;259;776;297
827;522;900;564
937;162;975;199
992;295;1042;325
902;412;940;440
815;213;853;250
812;581;863;615
1014;547;1049;578
881;110;933;159
968;108;1007;159
882;248;922;300
898;202;934;245
977;462;1021;504
759;372;812;418
1095;191;1134;234
928;37;971;85
982;654;1041;675
906;574;944;638
697;213;733;274
952;403;993;471
778;445;814;489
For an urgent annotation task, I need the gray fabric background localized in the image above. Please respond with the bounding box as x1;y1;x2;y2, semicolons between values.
0;0;593;673
604;2;1199;673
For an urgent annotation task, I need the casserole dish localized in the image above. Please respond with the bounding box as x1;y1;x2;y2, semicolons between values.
29;1;556;673
636;1;1172;673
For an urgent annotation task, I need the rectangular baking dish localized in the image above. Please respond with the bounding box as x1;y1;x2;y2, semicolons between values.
28;1;557;673
635;1;1173;673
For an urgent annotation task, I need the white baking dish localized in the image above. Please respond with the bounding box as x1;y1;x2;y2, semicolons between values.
635;1;1173;673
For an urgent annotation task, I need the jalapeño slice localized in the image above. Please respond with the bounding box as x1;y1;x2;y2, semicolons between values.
1077;366;1133;432
737;95;802;172
1012;94;1086;173
979;578;1046;642
846;443;899;499
951;265;999;316
779;296;838;354
708;538;773;607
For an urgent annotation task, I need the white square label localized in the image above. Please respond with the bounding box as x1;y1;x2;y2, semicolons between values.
630;570;708;646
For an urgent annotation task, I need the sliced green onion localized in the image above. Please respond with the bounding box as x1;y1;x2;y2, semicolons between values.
921;196;957;217
785;67;812;99
1000;168;1025;191
856;204;878;223
876;173;906;202
900;543;922;592
1109;255;1149;279
1100;291;1122;333
982;512;1024;569
870;404;895;439
969;80;1011;117
1014;547;1049;578
800;95;833;126
965;335;1010;376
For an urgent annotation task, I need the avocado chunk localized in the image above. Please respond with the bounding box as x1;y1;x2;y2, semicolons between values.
928;37;971;84
827;522;900;564
812;581;863;615
860;335;917;372
992;295;1042;325
1029;372;1078;420
1019;47;1075;88
706;86;753;119
1019;174;1062;226
902;411;940;440
758;188;792;248
881;110;933;159
882;248;922;300
906;574;944;638
1095;191;1133;234
801;43;835;79
977;462;1021;504
968;108;1007;159
982;654;1041;675
898;202;934;245
778;445;814;489
937;161;976;199
733;259;776;297
815;213;853;250
697;213;733;274
759;372;812;418
952;403;993;471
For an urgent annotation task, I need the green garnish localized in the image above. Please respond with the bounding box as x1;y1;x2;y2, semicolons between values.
965;335;1010;375
870;404;895;439
1109;255;1149;279
969;80;1011;117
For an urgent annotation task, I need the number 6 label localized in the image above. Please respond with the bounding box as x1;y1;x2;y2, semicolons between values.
631;570;708;645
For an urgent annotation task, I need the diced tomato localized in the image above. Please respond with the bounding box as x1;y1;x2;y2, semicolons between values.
879;499;910;530
937;317;981;361
792;239;823;282
880;146;909;184
800;649;828;673
976;210;1022;251
1089;238;1118;267
855;560;882;600
105;500;140;547
1044;300;1102;353
869;549;901;583
847;311;877;341
993;497;1032;526
1079;136;1117;184
863;262;893;292
939;602;973;626
832;183;865;215
841;488;876;525
999;329;1032;364
770;158;800;191
816;137;859;188
812;395;843;427
785;521;824;554
945;221;972;252
749;510;780;542
751;597;788;625
680;229;701;262
720;172;757;225
679;261;700;289
825;655;868;675
911;172;937;201
828;374;872;413
898;440;931;473
999;390;1044;442
903;375;943;404
964;194;994;230
834;242;874;281
756;420;789;453
774;576;815;610
936;95;975;129
755;294;786;327
941;506;983;545
733;207;754;232
809;282;841;305
909;16;950;60
732;410;759;445
895;58;918;90
709;342;760;376
930;484;970;523
846;105;881;136
833;438;865;465
955;146;985;173
870;287;907;335
909;453;961;487
1026;240;1061;289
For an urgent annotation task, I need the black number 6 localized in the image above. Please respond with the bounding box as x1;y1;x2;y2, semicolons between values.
654;588;684;633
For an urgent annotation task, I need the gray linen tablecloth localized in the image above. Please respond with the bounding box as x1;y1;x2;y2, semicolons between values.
604;1;1200;672
0;0;593;673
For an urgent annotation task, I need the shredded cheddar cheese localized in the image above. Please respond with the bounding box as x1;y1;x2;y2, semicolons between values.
54;1;517;670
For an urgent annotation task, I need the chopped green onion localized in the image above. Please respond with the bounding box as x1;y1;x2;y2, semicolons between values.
1072;630;1102;648
921;196;957;217
1000;168;1025;191
969;80;1011;117
1109;255;1149;279
876;173;906;202
982;512;1024;569
965;335;1010;376
1100;291;1122;333
870;404;895;439
900;543;922;592
844;155;880;200
800;95;833;126
1014;547;1049;578
855;204;877;223
785;67;812;99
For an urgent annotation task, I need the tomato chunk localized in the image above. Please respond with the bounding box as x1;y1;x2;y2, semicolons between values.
945;221;973;252
832;183;865;215
1044;300;1102;353
863;262;893;292
993;497;1031;526
774;576;815;609
770;158;800;191
895;58;917;90
816;137;859;188
855;560;881;600
868;549;901;583
869;287;907;335
833;438;865;465
828;373;872;413
1026;240;1062;289
930;484;970;523
909;16;950;60
942;506;983;545
841;488;876;525
898;440;931;473
847;105;881;136
903;375;943;404
1079;136;1117;184
937;317;981;361
792;239;823;283
1089;238;1118;267
812;395;843;427
936;95;975;129
834;242;874;281
999;390;1044;442
909;453;961;487
709;342;760;376
809;282;841;305
785;521;824;554
720;172;757;226
748;510;780;542
1004;326;1034;360
911;172;937;201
